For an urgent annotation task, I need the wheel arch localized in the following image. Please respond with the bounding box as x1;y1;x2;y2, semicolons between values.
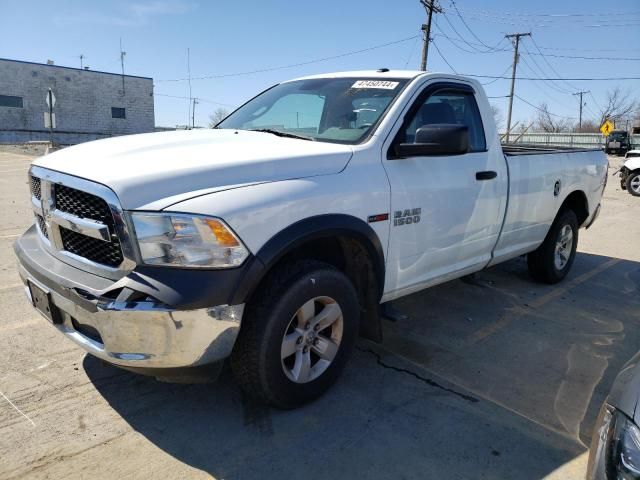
560;190;589;226
229;214;386;341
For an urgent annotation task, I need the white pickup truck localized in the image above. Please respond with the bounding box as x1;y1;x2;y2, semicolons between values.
15;70;607;407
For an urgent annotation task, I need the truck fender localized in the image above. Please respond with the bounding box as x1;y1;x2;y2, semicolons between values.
230;214;386;306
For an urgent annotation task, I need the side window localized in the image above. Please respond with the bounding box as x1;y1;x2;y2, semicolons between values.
403;90;486;152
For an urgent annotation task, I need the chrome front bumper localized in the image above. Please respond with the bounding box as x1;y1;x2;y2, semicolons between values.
20;268;244;370
15;225;245;375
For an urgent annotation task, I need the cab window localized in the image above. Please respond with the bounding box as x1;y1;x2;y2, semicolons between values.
403;90;486;152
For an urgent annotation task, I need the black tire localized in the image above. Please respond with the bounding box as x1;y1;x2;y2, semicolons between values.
231;260;359;409
626;171;640;197
527;209;579;284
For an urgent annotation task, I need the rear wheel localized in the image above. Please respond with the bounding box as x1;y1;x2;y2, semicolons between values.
527;209;579;284
626;171;640;197
231;260;359;408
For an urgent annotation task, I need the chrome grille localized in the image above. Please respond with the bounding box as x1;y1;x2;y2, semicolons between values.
30;175;41;200
59;227;123;267
36;214;49;239
54;184;124;266
29;166;135;279
55;185;113;225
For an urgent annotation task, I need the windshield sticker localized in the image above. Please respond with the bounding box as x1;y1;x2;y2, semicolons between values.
351;80;399;90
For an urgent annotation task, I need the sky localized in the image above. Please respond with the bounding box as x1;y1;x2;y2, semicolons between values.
1;0;639;129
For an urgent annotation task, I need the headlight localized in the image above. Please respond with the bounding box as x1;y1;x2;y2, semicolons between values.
131;213;249;268
588;404;640;479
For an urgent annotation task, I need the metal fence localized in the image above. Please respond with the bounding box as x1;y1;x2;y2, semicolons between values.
502;132;640;150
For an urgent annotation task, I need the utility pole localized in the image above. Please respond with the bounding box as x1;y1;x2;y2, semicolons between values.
79;54;84;70
192;98;198;128
419;0;442;71
187;48;193;127
572;90;590;130
504;32;530;143
119;38;126;95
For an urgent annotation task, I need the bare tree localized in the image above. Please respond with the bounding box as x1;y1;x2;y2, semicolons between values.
490;104;504;132
573;119;599;133
598;87;639;128
209;108;229;128
535;103;572;133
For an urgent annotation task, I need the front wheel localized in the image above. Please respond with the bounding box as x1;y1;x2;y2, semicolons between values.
231;260;359;408
527;209;579;284
626;171;640;197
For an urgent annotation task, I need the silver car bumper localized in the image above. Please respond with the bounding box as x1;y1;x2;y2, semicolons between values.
19;267;244;370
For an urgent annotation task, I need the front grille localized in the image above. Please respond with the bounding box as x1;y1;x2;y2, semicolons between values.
36;214;49;239
55;185;113;225
54;184;124;268
30;176;41;200
59;227;123;267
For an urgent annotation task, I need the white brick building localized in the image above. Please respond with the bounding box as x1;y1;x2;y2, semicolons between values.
0;58;154;144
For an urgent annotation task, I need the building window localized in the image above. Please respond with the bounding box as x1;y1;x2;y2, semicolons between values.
0;95;23;108
111;107;126;119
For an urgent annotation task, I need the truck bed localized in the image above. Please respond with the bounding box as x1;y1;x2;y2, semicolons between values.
502;143;602;156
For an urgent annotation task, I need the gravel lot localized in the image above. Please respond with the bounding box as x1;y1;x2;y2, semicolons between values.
0;149;638;479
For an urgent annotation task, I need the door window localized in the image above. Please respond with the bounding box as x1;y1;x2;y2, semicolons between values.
402;90;486;152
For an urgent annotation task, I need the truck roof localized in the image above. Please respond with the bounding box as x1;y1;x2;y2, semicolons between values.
287;69;459;82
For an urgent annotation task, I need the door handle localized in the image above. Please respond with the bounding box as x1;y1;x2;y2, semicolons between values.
476;171;497;181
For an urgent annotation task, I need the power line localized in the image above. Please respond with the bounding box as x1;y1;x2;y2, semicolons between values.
447;0;506;51
431;39;458;73
440;9;490;53
404;36;420;69
514;94;576;119
443;12;640;29
526;37;582;93
463;74;640;81
518;48;574;96
157;35;420;82
480;64;512;85
154;92;234;107
454;7;640;18
432;32;640;61
517;59;575;108
432;25;484;54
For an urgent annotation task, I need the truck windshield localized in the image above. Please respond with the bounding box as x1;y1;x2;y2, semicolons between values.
217;77;409;144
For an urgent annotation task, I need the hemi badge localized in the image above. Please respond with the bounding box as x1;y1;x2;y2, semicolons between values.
367;213;389;223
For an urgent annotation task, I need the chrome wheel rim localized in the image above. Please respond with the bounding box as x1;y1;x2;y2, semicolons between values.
280;296;343;384
554;224;574;270
631;175;640;194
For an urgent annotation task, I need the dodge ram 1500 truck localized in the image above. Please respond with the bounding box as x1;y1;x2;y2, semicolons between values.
15;70;607;408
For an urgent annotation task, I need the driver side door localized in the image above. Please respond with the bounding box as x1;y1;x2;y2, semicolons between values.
381;82;507;301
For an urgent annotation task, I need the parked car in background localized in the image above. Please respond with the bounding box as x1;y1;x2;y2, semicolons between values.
587;353;640;479
619;150;640;197
605;130;631;156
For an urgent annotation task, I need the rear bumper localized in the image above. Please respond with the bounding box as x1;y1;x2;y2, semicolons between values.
14;225;245;376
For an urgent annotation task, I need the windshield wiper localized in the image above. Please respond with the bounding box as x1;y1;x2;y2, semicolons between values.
249;128;315;141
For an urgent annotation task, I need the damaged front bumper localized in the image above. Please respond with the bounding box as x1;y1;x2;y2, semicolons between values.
14;225;247;381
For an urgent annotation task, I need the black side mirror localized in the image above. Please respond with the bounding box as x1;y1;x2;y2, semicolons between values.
394;124;469;158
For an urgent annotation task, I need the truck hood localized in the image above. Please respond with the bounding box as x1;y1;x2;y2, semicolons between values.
33;129;353;210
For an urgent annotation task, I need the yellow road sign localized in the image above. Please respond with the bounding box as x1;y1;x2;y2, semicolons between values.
600;120;614;136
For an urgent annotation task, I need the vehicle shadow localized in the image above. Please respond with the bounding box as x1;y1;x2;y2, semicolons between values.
84;251;640;479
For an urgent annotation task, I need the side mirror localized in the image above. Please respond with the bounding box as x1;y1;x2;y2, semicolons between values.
394;124;469;158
